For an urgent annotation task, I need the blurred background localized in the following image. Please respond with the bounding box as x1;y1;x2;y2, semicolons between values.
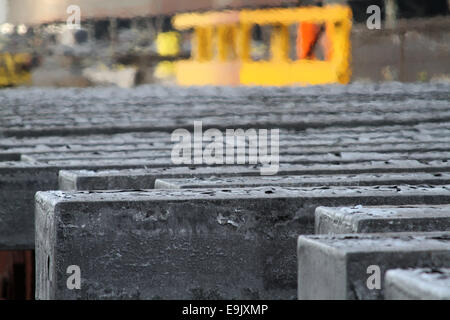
0;0;449;88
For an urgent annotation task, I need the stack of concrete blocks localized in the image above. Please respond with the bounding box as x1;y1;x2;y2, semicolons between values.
298;205;450;299
0;83;449;299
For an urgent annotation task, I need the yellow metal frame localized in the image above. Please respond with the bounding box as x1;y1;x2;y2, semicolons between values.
0;53;32;87
173;5;352;86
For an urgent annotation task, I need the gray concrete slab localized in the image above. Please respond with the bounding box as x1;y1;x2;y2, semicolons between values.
154;172;450;189
16;143;450;162
60;160;450;191
315;205;450;234
385;268;450;300
297;232;450;300
20;151;450;169
35;185;450;299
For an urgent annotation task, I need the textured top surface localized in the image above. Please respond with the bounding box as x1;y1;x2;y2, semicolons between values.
57;160;450;177
316;205;450;221
155;172;450;186
298;231;450;252
37;184;450;203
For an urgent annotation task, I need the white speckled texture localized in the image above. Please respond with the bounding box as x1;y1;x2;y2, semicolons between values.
385;268;450;300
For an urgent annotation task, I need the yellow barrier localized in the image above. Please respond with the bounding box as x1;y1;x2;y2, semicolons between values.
173;5;352;86
0;53;32;87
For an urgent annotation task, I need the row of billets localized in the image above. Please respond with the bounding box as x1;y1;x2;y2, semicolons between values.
0;83;449;299
35;174;450;300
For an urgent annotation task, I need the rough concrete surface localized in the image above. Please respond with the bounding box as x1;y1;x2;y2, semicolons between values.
385;268;450;300
297;232;450;300
154;172;450;189
315;205;450;234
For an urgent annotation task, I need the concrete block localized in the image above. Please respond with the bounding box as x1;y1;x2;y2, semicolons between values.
315;205;450;234
4;109;450;138
154;172;450;189
21;150;450;164
9;141;450;160
60;160;450;191
385;268;450;300
20;151;172;162
36;185;450;299
297;232;450;300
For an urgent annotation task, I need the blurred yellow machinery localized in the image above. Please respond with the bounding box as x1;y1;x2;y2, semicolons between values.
154;31;181;80
173;5;352;86
0;53;32;87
